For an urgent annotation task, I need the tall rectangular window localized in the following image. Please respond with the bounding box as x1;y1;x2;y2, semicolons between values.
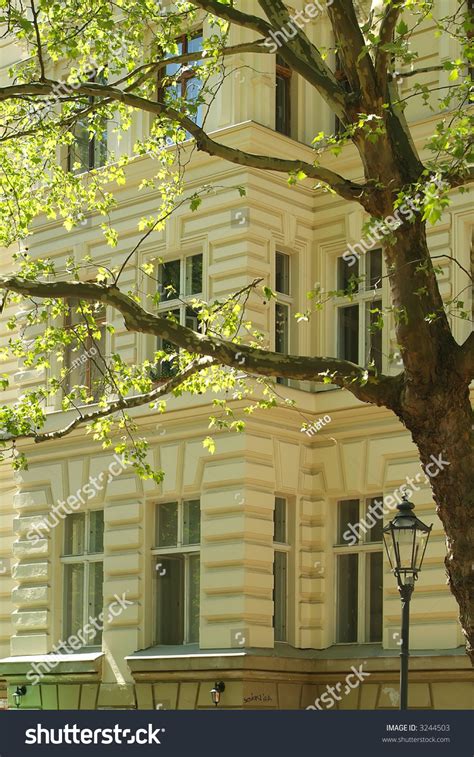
64;300;107;401
151;253;203;380
275;55;292;136
275;252;293;386
62;510;104;644
334;497;383;643
159;31;204;128
338;305;359;365
335;248;383;373
273;496;289;642
153;499;201;645
67;74;107;173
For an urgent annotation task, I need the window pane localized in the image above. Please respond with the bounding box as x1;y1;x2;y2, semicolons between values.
187;555;200;643
367;248;382;289
165;40;184;77
185;253;203;295
64;513;85;556
367;552;383;642
159;259;181;300
64;563;84;637
155;338;178;378
336;553;358;643
157;502;178;547
88;561;104;643
273;551;287;641
274;497;286;543
64;299;89;392
365;497;383;543
65;344;88;392
154;309;180;379
162;81;183;109
187;33;203;54
275;252;290;295
155;556;184;644
183;500;200;545
88;333;107;401
64;303;106;400
185;306;199;332
275;302;289;353
88;510;104;554
93;129;107;169
186;76;203;126
337;499;360;544
275;72;291;136
69;120;90;173
338;305;359;364
338;256;359;293
366;300;382;373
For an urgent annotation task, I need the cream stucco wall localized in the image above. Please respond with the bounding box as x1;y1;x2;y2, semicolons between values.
0;0;472;710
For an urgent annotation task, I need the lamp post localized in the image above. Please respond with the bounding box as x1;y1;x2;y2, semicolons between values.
382;494;432;710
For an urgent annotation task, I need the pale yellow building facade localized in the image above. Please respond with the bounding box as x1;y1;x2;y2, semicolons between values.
0;1;472;710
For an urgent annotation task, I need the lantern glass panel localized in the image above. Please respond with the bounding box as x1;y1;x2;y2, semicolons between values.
395;527;416;570
414;530;429;571
383;529;396;570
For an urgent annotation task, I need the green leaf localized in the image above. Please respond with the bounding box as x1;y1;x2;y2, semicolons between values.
203;436;216;454
190;195;202;212
396;20;409;36
262;286;275;301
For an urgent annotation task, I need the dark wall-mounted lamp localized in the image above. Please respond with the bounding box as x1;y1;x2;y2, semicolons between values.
13;685;27;708
210;681;225;707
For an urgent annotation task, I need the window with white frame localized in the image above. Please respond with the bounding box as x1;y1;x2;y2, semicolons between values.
67;73;108;174
152;499;200;645
273;496;289;642
275;251;292;386
64;299;107;401
151;253;203;379
275;55;292;136
62;510;104;643
335;248;383;372
334;498;383;643
158;30;205;129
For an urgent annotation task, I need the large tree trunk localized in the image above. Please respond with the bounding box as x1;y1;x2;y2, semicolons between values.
400;371;474;663
381;217;474;663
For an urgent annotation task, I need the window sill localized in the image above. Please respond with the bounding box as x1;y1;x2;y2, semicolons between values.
0;652;103;680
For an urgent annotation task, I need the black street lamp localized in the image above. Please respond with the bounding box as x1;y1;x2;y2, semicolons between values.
383;494;432;710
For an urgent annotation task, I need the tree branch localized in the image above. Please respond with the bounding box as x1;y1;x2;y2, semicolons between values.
30;357;212;442
389;65;445;80
326;0;377;103
187;0;273;38
0;81;368;203
190;0;348;118
444;165;474;191
0;357;211;443
0;276;400;409
111;39;271;89
30;0;46;81
375;0;404;85
257;0;349;118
